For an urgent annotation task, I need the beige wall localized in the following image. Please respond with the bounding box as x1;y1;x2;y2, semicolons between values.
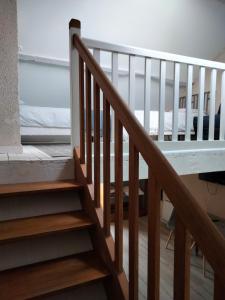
0;0;22;153
181;174;225;219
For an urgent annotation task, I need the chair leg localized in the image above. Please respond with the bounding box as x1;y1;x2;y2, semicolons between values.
165;230;174;249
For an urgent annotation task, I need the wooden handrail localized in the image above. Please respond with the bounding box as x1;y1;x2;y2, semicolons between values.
73;33;225;293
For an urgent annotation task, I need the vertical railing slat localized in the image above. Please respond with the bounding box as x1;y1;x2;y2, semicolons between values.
144;58;151;133
79;56;85;163
69;22;80;150
93;48;100;64
85;67;92;183
148;170;161;300
174;214;190;300
103;96;111;236
115;115;123;272
129;140;139;300
111;52;119;140
185;65;193;141
209;69;217;141
197;67;206;140
129;55;136;112
172;63;180;141
94;80;100;207
220;71;225;140
159;60;166;141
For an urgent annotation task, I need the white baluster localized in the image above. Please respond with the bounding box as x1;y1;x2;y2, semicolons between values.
159;60;166;141
185;65;193;141
129;55;136;111
220;71;225;140
69;20;81;150
93;48;100;64
172;63;180;141
111;52;119;140
144;58;151;133
209;69;217;141
197;67;206;140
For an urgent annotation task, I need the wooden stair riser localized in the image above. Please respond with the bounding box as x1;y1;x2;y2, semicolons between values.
0;160;74;185
0;190;82;221
40;281;108;300
0;230;93;271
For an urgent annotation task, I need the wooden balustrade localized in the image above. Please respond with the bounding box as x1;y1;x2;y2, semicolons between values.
79;56;85;164
174;215;190;300
148;170;161;300
85;66;92;183
128;140;139;300
73;28;225;300
115;115;123;273
94;80;101;207
103;95;111;236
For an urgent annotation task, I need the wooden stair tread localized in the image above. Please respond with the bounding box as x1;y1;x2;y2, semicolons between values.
0;211;94;242
0;180;82;197
0;211;93;242
0;251;109;299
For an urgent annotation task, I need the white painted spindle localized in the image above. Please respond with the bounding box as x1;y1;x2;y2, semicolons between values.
129;55;136;111
159;60;166;141
144;58;151;133
93;48;100;63
220;71;225;140
197;67;205;140
112;52;119;140
185;65;193;141
172;63;180;141
209;69;217;140
69;20;81;150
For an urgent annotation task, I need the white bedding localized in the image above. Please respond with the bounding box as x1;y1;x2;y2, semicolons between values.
20;105;71;128
20;105;198;139
134;109;197;136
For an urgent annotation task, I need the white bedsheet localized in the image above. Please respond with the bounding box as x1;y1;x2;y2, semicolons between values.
133;109;196;135
20;105;197;136
20;105;71;128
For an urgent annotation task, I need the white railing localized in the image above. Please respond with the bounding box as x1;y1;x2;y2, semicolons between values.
83;37;225;149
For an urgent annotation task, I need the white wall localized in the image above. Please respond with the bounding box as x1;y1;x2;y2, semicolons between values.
17;0;225;109
0;0;22;153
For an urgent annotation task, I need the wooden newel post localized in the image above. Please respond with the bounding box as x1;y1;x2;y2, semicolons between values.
69;19;81;151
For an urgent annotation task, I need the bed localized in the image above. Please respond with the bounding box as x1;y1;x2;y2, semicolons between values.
20;105;71;144
20;104;202;144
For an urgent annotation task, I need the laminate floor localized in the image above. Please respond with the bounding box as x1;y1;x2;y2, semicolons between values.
111;217;213;300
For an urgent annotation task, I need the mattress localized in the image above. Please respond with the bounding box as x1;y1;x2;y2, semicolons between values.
124;109;197;138
20;105;198;143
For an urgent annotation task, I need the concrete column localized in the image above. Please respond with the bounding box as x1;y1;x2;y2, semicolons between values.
0;0;22;153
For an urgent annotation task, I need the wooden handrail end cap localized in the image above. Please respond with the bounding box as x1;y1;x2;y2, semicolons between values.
69;19;81;29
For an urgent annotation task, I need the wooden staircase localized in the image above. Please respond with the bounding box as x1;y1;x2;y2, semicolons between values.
0;180;125;299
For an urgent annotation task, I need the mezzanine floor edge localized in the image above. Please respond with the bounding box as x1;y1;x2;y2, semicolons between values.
0;146;74;184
